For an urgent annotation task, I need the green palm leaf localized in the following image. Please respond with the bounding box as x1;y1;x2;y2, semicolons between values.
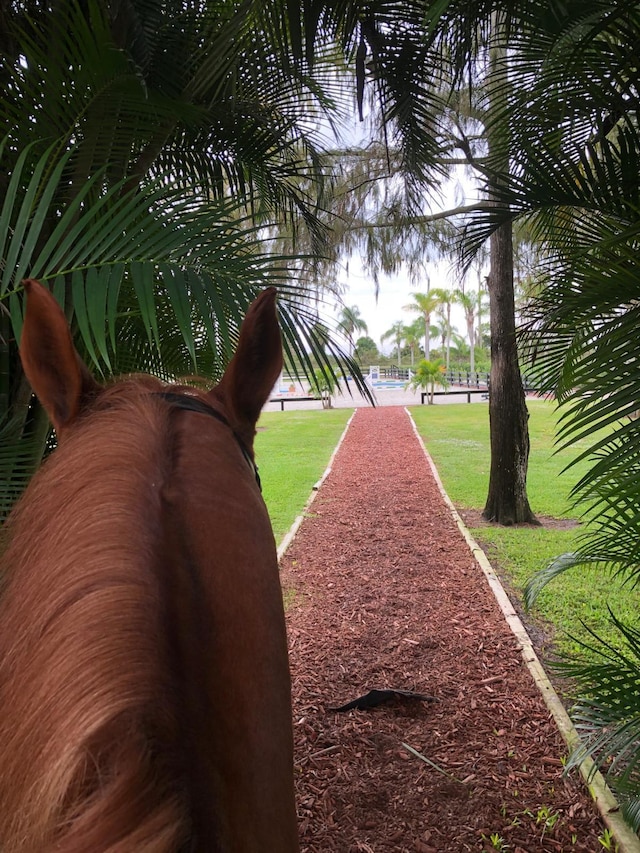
0;417;44;519
2;135;371;397
554;610;640;830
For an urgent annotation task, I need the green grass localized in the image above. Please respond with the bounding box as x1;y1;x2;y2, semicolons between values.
410;399;640;659
255;408;352;542
410;399;600;517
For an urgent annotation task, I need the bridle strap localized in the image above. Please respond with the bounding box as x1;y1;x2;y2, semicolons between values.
157;391;261;491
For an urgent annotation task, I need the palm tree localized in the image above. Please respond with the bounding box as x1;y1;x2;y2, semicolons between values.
406;359;449;404
430;287;454;369
454;289;479;374
449;331;468;360
307;369;338;410
403;319;424;366
403;291;442;362
337;305;369;354
391;3;537;525
381;322;406;367
434;312;449;364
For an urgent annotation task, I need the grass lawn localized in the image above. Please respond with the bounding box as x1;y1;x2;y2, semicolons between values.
410;399;640;659
255;408;353;542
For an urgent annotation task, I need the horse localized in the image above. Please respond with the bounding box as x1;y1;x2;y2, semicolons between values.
0;279;299;852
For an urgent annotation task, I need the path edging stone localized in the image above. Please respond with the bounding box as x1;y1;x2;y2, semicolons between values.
406;407;640;853
276;410;357;564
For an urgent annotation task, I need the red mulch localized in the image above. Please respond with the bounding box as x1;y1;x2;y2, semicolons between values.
279;406;607;853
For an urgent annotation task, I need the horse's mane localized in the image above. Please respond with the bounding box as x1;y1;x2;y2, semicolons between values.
0;376;197;851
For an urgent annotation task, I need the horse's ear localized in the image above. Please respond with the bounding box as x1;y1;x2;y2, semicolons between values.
214;288;282;431
19;279;101;434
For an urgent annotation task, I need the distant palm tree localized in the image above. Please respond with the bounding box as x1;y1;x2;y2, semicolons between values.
403;319;424;366
449;331;468;358
337;305;368;354
454;290;479;373
307;368;337;409
403;292;442;361
381;321;406;367
406;359;449;404
434;313;447;360
431;288;454;369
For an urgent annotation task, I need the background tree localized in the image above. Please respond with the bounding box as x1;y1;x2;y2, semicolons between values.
394;3;537;524
481;12;536;525
297;2;538;526
307;368;338;409
454;289;479;373
448;331;469;364
354;336;380;365
404;319;424;366
434;311;451;368
406;359;449;404
431;287;454;369
381;322;406;367
403;291;442;361
484;211;537;524
337;305;368;354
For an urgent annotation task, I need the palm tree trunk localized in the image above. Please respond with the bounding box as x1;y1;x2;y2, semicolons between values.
483;219;538;524
445;302;452;370
477;274;487;359
467;313;476;374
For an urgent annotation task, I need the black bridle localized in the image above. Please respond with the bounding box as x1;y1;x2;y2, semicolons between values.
157;391;261;491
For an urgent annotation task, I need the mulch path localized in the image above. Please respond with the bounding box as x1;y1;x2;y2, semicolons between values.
279;406;608;853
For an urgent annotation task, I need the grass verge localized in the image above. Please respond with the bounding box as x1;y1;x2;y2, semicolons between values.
409;399;640;660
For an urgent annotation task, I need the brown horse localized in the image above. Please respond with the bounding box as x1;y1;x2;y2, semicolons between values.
0;280;299;852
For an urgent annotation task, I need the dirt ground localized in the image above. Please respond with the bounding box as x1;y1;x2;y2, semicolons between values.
279;406;610;852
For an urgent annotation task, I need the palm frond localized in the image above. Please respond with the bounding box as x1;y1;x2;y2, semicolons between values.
553;610;640;830
0;414;44;519
2;0;340;244
0;135;368;400
523;552;581;608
